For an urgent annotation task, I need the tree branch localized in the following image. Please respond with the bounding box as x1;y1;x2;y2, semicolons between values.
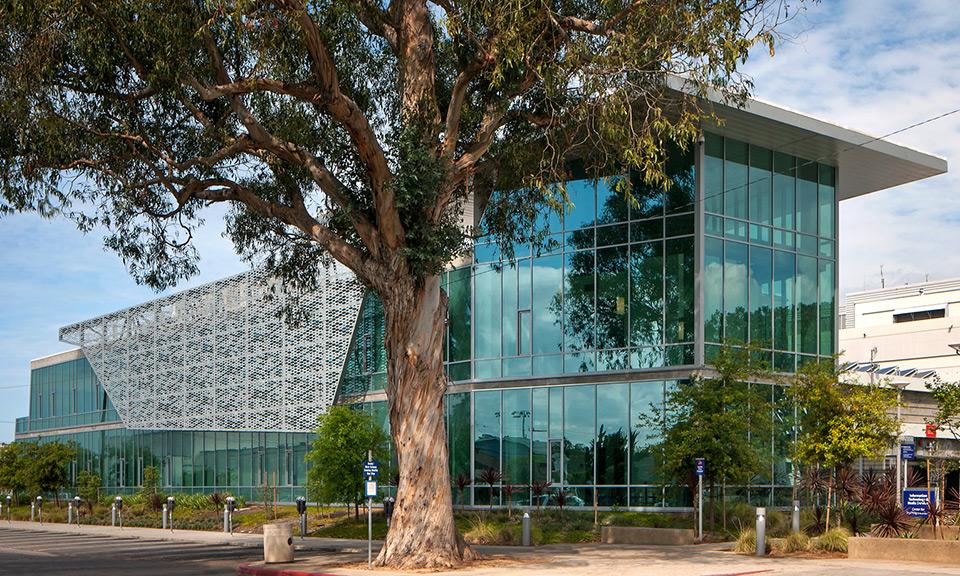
279;0;402;252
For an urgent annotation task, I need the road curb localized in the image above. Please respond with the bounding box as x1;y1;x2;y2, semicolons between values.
237;562;341;576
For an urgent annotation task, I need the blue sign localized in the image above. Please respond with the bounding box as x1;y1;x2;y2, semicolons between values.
900;443;916;461
364;479;378;498
902;489;936;518
362;460;379;478
695;458;705;477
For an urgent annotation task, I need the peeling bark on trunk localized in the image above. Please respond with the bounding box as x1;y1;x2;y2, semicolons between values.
374;275;478;568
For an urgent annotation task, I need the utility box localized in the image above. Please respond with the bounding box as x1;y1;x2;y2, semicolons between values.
263;523;294;563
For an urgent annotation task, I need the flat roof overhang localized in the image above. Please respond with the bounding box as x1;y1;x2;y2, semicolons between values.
668;78;948;200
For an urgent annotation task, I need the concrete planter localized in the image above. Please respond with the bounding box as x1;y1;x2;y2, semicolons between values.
600;526;695;546
848;536;960;565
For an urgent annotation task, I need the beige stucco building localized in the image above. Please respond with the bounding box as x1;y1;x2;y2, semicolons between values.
840;278;960;487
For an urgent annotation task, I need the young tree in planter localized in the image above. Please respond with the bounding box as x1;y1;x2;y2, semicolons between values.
0;0;802;566
0;442;30;505
925;377;960;439
791;360;899;532
644;344;772;531
306;405;389;518
76;470;101;514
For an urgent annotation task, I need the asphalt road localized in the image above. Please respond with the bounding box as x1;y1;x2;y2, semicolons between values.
0;527;261;576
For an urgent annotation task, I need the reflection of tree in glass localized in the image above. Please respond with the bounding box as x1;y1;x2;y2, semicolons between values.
594;425;629;485
553;147;695;370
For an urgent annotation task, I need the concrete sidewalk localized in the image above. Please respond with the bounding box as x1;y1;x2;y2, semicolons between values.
0;519;370;552
237;542;960;576
7;520;960;576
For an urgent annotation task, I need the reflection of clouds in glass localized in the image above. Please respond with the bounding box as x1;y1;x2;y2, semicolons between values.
724;261;749;307
474;264;501;358
563;385;595;445
531;260;564;349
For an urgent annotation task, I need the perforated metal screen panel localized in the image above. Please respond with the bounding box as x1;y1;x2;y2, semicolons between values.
60;266;364;432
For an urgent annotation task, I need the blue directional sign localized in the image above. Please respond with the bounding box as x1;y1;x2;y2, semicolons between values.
902;489;935;518
900;443;916;461
695;458;705;477
362;460;379;478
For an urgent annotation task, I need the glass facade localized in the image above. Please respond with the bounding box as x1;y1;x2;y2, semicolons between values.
436;380;795;508
19;357;313;500
29;427;312;501
24;357;119;432
703;133;836;371
17;127;839;509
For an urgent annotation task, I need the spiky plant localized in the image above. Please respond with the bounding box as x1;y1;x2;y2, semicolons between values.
870;501;913;538
453;473;471;509
530;480;552;513
477;468;503;511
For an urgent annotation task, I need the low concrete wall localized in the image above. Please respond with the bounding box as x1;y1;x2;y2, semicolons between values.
600;526;695;546
848;537;960;565
913;525;960;540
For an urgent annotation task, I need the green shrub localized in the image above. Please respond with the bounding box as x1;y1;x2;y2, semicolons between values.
813;527;849;553
765;510;790;537
464;516;500;544
733;528;769;554
780;531;810;553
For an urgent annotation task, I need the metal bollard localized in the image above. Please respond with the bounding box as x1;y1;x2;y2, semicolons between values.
111;503;116;527
31;502;35;522
7;495;12;523
792;500;800;534
225;497;235;535
68;502;73;525
162;504;168;530
36;497;43;525
166;497;175;531
296;497;307;540
74;496;82;528
522;512;531;546
755;507;766;556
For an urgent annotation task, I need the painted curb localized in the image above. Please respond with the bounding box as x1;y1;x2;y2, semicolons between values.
236;563;340;576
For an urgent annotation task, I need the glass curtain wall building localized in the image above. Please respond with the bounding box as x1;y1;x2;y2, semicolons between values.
15;93;947;508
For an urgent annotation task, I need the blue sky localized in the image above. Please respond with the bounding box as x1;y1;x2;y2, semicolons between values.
2;0;960;441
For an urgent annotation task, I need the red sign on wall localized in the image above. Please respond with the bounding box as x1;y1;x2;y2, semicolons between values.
926;423;938;438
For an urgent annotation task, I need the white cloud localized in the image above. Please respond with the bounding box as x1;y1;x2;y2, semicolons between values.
742;0;960;296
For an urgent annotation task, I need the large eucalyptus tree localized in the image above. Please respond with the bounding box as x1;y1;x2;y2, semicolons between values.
0;0;800;567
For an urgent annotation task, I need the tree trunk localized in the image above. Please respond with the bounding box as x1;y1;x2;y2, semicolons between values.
824;478;832;533
374;276;478;568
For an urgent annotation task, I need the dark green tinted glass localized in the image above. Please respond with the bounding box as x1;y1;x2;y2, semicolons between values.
797;255;818;355
596;383;629;485
665;237;694;344
749;145;773;225
750;246;773;347
724;139;749;219
563;385;595;485
630;241;664;347
703;237;724;343
704;133;724;214
724;241;749;342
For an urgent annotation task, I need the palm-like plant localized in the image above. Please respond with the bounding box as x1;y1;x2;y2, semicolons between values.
453;472;471;509
502;484;519;518
530;480;552;513
553;489;569;515
800;466;829;501
870;501;913;538
477;468;502;511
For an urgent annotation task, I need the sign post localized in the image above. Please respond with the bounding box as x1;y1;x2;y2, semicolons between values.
363;451;379;568
903;488;936;518
695;458;705;542
899;442;915;506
